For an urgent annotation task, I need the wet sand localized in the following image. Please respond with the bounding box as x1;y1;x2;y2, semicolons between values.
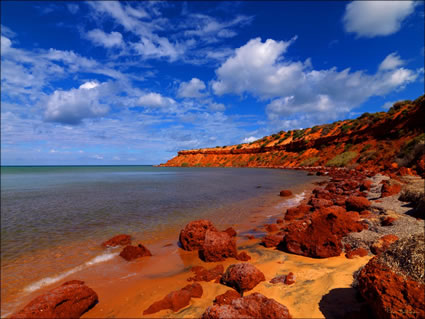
3;179;371;318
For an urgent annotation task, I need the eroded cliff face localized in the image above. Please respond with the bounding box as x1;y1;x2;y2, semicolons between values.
161;96;425;177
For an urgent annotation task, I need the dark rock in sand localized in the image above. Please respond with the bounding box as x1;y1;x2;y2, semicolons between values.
11;280;98;319
119;244;152;261
179;220;218;251
199;230;237;262
236;251;251;261
261;234;284;248
188;265;224;282
345;196;371;212
270;272;295;285
221;263;265;294
202;292;291;319
102;234;131;247
213;290;241;306
143;283;203;315
223;227;237;237
279;190;293;197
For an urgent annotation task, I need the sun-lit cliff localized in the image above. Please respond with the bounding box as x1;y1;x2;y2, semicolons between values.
161;95;425;177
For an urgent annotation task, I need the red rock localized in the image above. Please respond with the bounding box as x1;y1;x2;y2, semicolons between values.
360;180;372;191
265;223;279;232
202;292;291;319
261;234;284;248
313;188;333;200
119;244;152;261
360;210;372;217
102;234;131;247
11;281;98;319
270;272;295;285
380;182;402;198
284;204;312;221
309;198;333;209
345;248;368;259
246;235;255;240
380;216;397;226
370;234;399;255
143;283;203;315
282;206;367;258
221;263;265;293
279;190;293;197
345;196;371;212
188;265;224;282
179;220;218;251
213;290;241;306
223;227;237;237
276;218;284;224
199;230;237;262
236;251;251;261
356;258;424;319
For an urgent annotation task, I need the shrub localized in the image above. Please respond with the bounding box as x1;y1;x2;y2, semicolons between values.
181;162;189;167
361;144;372;152
237;144;243;149
300;157;319;166
326;151;358;167
396;133;425;167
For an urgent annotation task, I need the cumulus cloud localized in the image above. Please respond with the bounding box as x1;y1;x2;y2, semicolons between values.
343;1;417;38
242;136;258;143
44;82;109;125
87;29;123;48
211;38;420;126
138;92;176;108
178;78;207;98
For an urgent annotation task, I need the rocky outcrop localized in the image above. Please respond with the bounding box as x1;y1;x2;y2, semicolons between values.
11;280;98;318
199;230;237;262
221;263;265;294
143;283;203;315
356;233;425;319
179;220;218;251
102;234;131;247
119;244;152;261
201;293;292;319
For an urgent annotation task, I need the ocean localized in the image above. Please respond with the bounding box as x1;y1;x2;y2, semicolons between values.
1;165;317;316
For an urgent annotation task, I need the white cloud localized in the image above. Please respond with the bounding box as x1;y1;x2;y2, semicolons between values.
178;78;207;98
44;82;109;125
378;52;405;71
138;92;176;108
86;29;123;48
343;1;417;38
242;136;258;143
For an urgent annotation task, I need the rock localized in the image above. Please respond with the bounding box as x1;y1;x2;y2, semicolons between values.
345;196;371;212
201;292;291;319
213;290;241;306
282;206;367;258
279;190;293;197
179;220;218;251
246;235;255;240
102;234;131;247
265;223;279;232
143;283;203;315
276;218;284;224
284;204;312;221
381;181;402;198
345;248;368;259
119;244;152;261
370;234;399;255
380;216;397;226
360;180;372;191
199;230;237;262
221;263;265;294
188;265;224;282
356;234;425;319
270;272;295;285
261;234;284;248
236;251;251;261
223;227;237;237
10;280;98;319
309;198;333;210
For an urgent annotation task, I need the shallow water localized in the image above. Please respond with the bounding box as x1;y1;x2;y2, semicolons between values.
1;165;318;315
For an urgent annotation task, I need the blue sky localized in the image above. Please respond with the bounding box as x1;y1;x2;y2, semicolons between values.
1;1;424;165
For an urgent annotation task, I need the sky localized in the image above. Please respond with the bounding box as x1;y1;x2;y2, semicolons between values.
1;1;424;165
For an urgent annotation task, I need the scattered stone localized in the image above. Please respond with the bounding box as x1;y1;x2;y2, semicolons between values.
345;248;368;259
188;265;224;282
213;290;241;306
270;272;295;285
223;227;237;237
380;216;397;226
236;251;251;261
199;230;237;262
345;196;371;212
10;280;98;319
246;235;255;240
143;283;203;315
179;220;218;251
279;190;293;197
221;263;265;294
102;234;131;247
119;244;152;261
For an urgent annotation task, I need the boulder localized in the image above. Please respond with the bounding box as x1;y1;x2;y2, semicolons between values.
188;265;224;282
261;234;284;248
213;290;241;306
201;293;291;319
119;244;152;261
102;234;131;247
143;283;203;315
284;204;312;221
356;233;425;319
265;224;279;232
282;206;367;258
221;263;265;294
345;196;371;212
370;234;399;255
236;251;251;261
199;230;237;262
223;227;237;237
279;190;293;197
179;220;218;251
345;248;368;259
10;280;98;319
